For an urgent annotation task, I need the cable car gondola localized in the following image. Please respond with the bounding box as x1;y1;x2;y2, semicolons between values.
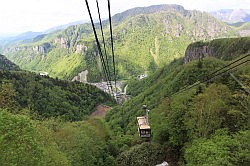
137;105;151;138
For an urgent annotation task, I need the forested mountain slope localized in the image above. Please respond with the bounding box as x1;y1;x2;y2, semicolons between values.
0;53;116;165
0;54;20;70
0;70;114;121
3;5;239;82
128;37;250;96
0;109;116;165
1;37;249;166
106;37;250;165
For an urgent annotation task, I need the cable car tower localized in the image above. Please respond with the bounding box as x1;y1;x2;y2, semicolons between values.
137;105;151;139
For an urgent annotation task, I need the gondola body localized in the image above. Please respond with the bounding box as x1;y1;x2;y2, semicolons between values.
137;116;151;138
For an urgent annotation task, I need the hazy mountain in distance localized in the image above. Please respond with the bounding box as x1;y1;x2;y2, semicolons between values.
1;31;44;42
210;9;250;23
43;20;89;34
0;20;89;43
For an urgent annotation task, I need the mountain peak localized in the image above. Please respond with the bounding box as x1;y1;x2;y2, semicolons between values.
111;4;186;24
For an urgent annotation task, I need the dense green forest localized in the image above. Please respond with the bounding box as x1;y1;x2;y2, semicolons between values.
0;109;117;165
2;37;249;165
3;5;239;82
0;54;120;165
106;38;250;165
0;54;20;70
0;70;114;121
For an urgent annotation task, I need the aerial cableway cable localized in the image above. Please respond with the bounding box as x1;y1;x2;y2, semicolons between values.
172;54;250;97
96;0;113;91
84;0;113;95
180;53;250;90
172;56;250;96
107;0;117;93
204;53;250;79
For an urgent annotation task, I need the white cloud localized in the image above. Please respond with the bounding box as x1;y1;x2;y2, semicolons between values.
0;0;249;34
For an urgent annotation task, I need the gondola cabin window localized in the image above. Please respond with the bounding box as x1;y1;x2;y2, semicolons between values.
137;116;151;138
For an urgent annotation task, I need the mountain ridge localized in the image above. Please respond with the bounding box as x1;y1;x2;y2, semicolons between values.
0;20;88;44
3;4;240;82
109;4;186;25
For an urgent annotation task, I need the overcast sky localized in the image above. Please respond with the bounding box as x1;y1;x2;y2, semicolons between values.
1;0;250;36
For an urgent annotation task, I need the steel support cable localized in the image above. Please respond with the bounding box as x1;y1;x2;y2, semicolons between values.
85;0;112;94
205;53;250;79
173;54;250;96
181;53;250;90
96;0;113;93
172;58;250;97
107;0;117;93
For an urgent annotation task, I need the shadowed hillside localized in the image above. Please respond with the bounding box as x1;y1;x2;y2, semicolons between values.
0;54;20;70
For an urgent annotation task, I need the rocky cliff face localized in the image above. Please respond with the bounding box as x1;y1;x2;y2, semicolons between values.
54;37;70;49
185;45;216;63
6;36;88;56
185;37;250;63
72;70;89;83
76;44;88;53
6;43;51;55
